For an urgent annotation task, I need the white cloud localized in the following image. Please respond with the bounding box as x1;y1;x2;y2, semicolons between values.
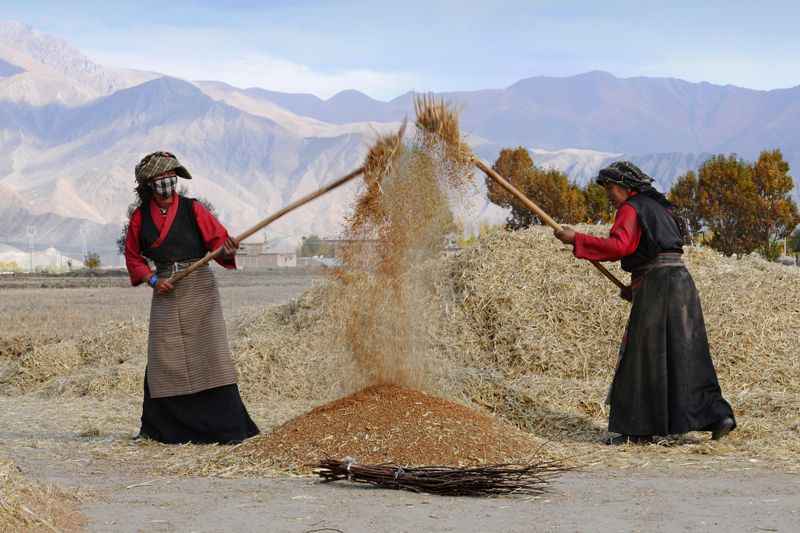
85;46;417;100
209;53;416;99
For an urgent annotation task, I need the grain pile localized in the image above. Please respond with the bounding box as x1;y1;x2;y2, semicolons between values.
204;385;547;475
0;456;85;532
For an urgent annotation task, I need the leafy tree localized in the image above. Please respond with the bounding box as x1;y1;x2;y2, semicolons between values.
790;229;800;254
298;235;335;257
486;147;586;229
670;151;800;257
750;150;800;252
696;155;762;255
0;260;20;272
84;251;101;270
668;170;703;237
583;182;614;223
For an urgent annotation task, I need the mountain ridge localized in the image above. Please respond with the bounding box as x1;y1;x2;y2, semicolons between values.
1;21;798;262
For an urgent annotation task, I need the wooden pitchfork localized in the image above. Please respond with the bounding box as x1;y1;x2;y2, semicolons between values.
166;122;406;285
414;95;625;290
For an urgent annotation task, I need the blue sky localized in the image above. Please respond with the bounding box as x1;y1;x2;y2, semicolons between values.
3;0;800;99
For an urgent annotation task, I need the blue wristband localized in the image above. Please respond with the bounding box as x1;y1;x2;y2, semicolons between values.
148;274;158;288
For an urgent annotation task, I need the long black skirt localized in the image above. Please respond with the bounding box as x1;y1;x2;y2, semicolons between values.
140;373;260;445
609;266;735;437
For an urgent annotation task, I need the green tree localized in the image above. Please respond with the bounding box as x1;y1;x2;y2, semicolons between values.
486;147;586;229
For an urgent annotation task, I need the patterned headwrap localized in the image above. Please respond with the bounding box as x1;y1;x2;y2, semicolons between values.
596;161;654;192
135;151;192;183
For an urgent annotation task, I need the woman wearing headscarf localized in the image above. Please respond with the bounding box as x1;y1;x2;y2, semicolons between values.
553;161;735;445
124;151;259;444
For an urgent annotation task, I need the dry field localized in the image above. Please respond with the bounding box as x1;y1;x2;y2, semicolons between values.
1;244;799;531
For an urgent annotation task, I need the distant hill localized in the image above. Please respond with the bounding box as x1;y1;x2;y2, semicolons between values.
1;21;798;261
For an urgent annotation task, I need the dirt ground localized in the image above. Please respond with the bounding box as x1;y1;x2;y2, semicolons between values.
2;270;799;532
3;396;798;533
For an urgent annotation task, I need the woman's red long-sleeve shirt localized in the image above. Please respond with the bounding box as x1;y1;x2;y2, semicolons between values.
124;195;236;286
572;203;642;262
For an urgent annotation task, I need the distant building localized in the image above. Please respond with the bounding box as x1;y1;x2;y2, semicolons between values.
238;240;297;268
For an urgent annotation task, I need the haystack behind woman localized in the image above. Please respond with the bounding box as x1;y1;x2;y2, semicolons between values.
554;161;735;444
124;151;259;444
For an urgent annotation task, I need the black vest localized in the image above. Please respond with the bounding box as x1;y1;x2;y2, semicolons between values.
620;194;684;273
140;196;206;263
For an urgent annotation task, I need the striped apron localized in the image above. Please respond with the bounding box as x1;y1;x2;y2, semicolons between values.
146;260;238;398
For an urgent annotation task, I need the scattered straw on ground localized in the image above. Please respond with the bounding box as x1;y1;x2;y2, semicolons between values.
0;456;85;532
201;384;549;476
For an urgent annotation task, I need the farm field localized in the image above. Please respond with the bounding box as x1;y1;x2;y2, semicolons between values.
1;257;799;532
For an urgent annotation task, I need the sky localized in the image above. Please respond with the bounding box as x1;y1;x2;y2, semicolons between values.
3;0;800;100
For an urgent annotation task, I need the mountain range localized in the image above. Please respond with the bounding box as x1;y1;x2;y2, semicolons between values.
0;21;798;263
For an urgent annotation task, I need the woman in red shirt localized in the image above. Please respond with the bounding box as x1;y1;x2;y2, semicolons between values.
554;161;735;445
124;151;259;444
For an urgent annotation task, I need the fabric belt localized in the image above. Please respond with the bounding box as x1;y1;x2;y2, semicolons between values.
155;258;204;277
631;253;684;281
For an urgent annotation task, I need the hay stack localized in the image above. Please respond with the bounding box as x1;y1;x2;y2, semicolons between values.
0;321;146;397
224;224;800;471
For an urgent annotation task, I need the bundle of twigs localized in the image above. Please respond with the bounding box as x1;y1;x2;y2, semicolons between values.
314;458;569;497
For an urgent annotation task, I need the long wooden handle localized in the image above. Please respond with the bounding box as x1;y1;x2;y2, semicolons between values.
167;166;365;284
474;159;626;290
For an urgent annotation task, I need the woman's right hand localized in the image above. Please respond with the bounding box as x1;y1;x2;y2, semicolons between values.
155;279;174;294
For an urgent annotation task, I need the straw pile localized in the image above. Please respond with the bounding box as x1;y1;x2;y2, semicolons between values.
0;321;146;397
205;224;799;473
435;227;800;467
0;456;85;532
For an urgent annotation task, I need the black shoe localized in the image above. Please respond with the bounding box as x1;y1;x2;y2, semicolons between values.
605;434;653;446
709;417;736;440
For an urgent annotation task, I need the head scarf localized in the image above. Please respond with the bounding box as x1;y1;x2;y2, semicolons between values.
596;161;653;191
596;160;672;208
135;151;192;184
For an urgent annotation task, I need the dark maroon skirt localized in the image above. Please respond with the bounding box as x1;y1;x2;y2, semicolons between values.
139;373;259;444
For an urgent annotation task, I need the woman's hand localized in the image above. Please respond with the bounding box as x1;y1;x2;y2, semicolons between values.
222;236;239;257
619;285;633;302
155;279;174;294
553;226;576;244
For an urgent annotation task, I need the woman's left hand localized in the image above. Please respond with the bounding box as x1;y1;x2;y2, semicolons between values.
222;236;239;256
553;226;576;244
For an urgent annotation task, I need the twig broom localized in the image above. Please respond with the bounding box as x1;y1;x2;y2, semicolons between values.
314;457;570;497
